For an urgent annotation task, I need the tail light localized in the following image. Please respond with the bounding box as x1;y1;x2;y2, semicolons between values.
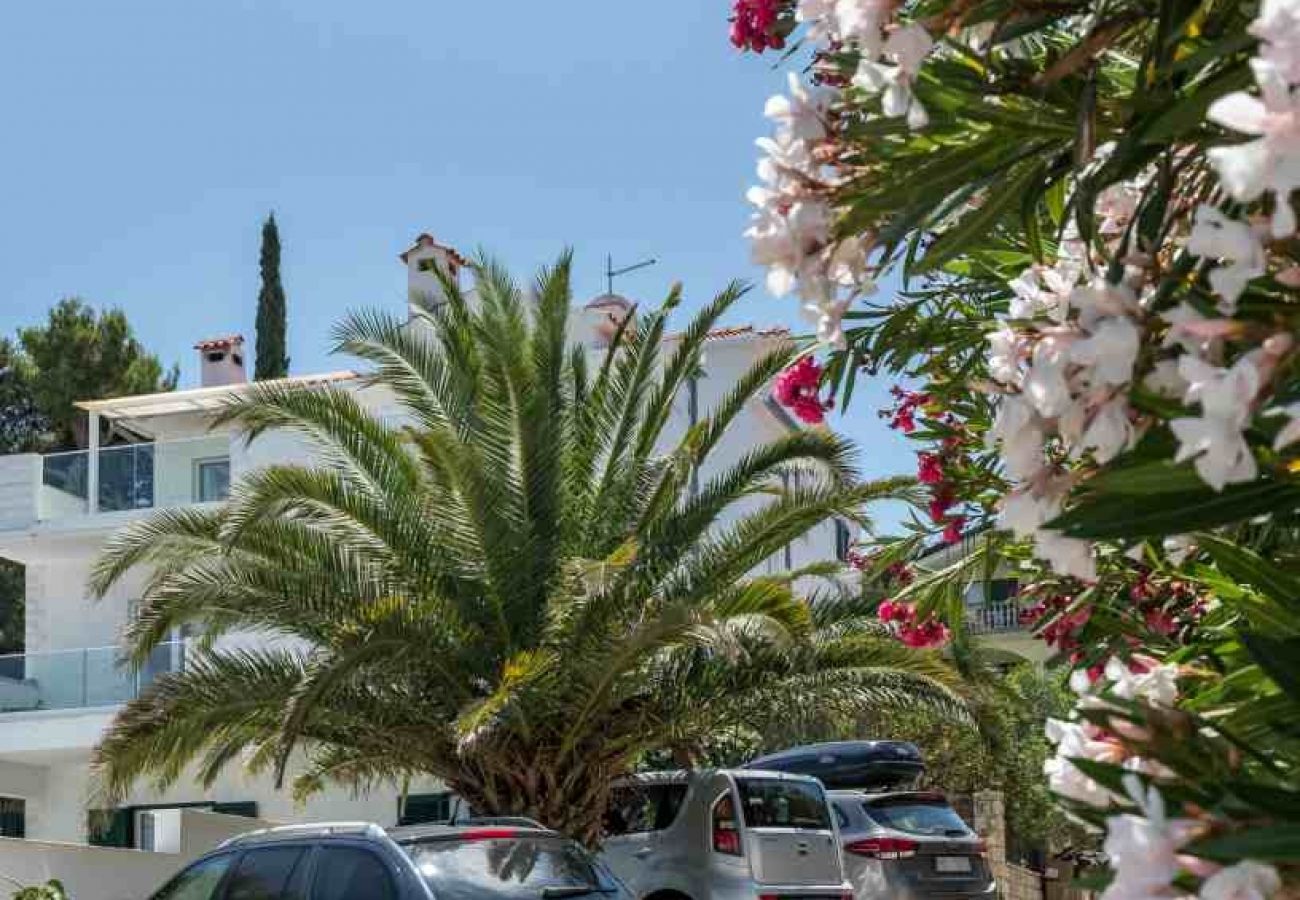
460;827;519;840
713;827;742;856
844;836;918;859
975;838;988;857
711;793;742;857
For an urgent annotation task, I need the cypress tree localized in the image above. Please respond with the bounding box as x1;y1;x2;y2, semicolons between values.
254;213;289;380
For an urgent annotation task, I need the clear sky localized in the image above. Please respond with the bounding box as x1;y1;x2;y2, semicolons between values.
0;0;915;528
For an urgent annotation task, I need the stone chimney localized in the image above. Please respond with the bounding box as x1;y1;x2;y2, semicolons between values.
195;335;247;387
401;233;467;318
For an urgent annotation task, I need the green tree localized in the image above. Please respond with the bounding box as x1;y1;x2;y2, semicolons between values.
254;213;289;380
18;300;177;449
89;254;965;842
0;339;47;454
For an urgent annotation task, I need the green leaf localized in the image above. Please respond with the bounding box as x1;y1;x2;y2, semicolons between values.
1086;460;1207;495
1199;534;1300;615
913;163;1044;275
1188;825;1300;863
1048;479;1300;539
1240;633;1300;702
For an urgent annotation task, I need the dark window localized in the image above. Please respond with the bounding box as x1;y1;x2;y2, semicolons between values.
863;798;972;837
207;351;226;363
0;798;24;838
604;782;685;836
735;777;831;830
401;836;615;900
309;847;395;900
988;579;1020;603
196;458;231;503
226;847;306;900
399;792;452;826
149;854;234;900
835;519;852;562
88;808;132;848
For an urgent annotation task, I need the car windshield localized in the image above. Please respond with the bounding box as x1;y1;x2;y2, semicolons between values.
735;778;831;830
400;836;614;899
864;799;972;837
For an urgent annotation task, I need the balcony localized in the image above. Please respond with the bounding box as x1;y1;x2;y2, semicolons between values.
966;601;1026;635
0;641;186;713
35;435;230;523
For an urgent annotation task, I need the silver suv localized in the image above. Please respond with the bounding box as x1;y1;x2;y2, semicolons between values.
599;769;851;900
830;791;996;900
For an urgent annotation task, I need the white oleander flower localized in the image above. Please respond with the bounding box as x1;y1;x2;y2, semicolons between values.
746;200;831;296
1179;356;1260;426
1073;317;1141;386
1251;0;1300;84
1207;59;1300;238
1268;402;1300;450
796;0;840;42
1171;414;1260;491
1100;777;1199;900
755;134;818;191
1103;657;1180;708
852;23;933;129
987;324;1023;385
1145;359;1189;399
1044;719;1124;808
1186;205;1267;313
1200;861;1282;900
999;485;1064;538
1023;334;1076;418
765;73;831;142
1035;530;1097;582
1076;397;1135;464
1009;263;1078;321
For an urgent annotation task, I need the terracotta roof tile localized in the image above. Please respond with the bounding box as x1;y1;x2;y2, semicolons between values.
399;233;470;267
194;335;245;351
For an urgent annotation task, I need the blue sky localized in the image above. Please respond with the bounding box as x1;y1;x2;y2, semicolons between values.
0;0;915;528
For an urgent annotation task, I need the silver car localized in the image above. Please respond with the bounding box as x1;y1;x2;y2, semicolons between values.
600;769;852;900
829;790;996;900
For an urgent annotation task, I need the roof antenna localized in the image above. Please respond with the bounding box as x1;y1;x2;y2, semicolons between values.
606;254;658;295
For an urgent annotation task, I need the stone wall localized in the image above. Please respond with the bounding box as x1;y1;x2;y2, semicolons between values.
1005;863;1046;900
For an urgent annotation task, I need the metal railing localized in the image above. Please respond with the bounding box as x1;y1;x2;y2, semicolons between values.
0;641;186;713
38;435;230;520
966;601;1026;635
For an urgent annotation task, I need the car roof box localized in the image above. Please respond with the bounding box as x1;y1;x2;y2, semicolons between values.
742;741;925;790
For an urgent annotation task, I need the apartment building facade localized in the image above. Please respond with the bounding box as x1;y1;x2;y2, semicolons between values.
0;235;849;847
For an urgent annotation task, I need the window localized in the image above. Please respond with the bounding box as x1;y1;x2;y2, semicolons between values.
603;782;685;836
735;777;831;830
0;798;23;838
309;847;395;900
835;519;852;562
150;854;234;900
863;798;972;837
195;458;231;503
402;836;615;900
398;792;453;826
225;847;305;900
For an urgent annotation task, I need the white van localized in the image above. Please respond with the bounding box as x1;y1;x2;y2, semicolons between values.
600;769;852;900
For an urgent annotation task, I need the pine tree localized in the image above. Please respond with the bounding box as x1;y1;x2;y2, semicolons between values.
254;213;289;380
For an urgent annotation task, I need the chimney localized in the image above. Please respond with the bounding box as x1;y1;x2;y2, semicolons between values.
578;293;635;347
400;233;466;318
195;335;247;387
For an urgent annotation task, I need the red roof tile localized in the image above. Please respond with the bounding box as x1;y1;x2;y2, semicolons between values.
399;233;470;267
194;335;245;351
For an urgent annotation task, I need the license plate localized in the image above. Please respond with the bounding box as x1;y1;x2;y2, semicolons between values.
935;856;973;873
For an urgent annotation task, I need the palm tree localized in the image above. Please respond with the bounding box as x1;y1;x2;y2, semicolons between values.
89;253;966;842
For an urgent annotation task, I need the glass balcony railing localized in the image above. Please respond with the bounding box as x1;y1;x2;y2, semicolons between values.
0;641;187;713
38;436;230;520
966;601;1027;635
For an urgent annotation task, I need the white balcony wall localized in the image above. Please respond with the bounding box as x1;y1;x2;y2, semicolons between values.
0;455;39;531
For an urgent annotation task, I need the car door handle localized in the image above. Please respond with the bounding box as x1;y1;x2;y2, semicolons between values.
634;847;654;858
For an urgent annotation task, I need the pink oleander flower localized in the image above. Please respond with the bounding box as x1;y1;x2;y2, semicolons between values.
942;515;965;544
730;0;785;52
774;356;833;424
917;452;944;484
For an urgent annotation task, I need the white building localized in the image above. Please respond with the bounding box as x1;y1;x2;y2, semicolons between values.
0;234;850;847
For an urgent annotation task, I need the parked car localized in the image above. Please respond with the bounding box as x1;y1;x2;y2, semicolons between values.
599;769;852;900
146;820;631;900
830;790;996;900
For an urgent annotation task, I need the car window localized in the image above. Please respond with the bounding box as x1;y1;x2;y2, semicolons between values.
832;803;849;830
226;847;306;900
604;784;658;835
735;777;832;830
654;784;688;830
864;799;972;836
402;836;615;900
150;854;234;900
309;847;396;900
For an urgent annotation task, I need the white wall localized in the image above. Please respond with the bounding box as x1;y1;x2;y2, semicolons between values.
0;837;184;900
0;456;39;533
